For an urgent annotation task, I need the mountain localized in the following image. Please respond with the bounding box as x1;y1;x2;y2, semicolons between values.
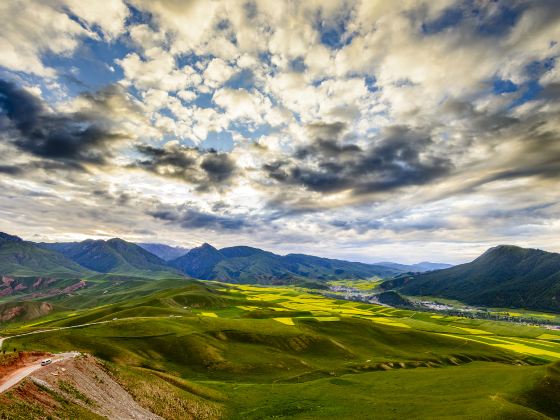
0;232;23;242
136;243;190;261
376;261;453;272
40;238;181;277
381;245;560;312
0;232;90;277
170;244;403;283
168;243;228;279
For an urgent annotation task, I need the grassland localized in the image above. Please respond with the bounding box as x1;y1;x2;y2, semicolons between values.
2;280;560;418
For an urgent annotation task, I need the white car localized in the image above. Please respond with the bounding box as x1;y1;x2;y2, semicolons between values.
40;359;52;366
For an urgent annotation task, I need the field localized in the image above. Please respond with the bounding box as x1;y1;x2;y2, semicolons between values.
2;280;560;418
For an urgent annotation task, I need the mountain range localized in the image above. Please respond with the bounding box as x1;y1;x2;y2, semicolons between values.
375;261;452;272
39;238;179;277
381;245;560;312
2;231;560;312
168;243;405;284
0;232;448;284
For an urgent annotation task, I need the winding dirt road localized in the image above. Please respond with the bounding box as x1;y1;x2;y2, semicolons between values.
0;319;114;350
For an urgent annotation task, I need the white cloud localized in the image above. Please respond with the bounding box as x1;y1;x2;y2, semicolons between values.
130;0;221;55
0;1;93;76
61;0;129;40
117;49;199;92
203;58;236;89
213;88;269;123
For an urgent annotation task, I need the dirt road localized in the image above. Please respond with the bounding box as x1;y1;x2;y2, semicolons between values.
0;319;114;350
0;351;79;393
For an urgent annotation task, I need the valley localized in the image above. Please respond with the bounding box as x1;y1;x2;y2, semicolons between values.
1;279;560;418
1;233;560;418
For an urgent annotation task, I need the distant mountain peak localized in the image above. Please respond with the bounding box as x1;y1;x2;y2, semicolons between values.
486;244;522;252
0;232;23;242
136;243;190;261
190;243;221;254
107;237;127;244
478;244;551;261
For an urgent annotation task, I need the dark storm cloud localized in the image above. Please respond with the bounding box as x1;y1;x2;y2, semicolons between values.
200;153;237;184
477;122;560;184
264;125;452;195
148;203;249;230
136;144;198;168
0;158;85;179
0;165;23;175
438;95;560;191
0;79;127;168
306;121;348;140
91;189;132;206
135;144;238;191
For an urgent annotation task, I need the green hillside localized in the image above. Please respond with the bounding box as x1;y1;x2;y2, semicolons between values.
384;245;560;312
0;233;90;277
41;238;182;278
3;280;560;418
170;244;402;283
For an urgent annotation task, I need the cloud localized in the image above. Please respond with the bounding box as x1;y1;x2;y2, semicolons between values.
117;49;199;92
0;80;131;168
134;142;238;191
0;1;129;77
263;124;452;195
203;58;236;89
212;88;270;123
148;203;249;231
61;0;130;40
0;165;23;176
1;0;560;263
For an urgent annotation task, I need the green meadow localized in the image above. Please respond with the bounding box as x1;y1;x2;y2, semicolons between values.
3;280;560;418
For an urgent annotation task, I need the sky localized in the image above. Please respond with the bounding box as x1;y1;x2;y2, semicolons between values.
0;0;559;264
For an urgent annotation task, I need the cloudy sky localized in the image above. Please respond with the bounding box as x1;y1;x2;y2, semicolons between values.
0;0;559;264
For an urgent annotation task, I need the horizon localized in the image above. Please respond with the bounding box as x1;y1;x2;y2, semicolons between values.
1;1;559;265
4;229;556;266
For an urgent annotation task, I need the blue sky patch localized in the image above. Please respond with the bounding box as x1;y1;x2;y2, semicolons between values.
493;79;518;94
226;69;256;90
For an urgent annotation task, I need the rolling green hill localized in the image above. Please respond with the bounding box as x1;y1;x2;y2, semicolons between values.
40;238;182;278
3;280;560;418
0;233;90;277
170;244;402;283
383;245;560;312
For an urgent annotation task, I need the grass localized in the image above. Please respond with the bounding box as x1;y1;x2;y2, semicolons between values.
109;363;224;419
0;381;103;420
2;279;560;418
217;362;553;419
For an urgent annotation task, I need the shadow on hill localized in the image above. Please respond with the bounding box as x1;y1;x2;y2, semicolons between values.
508;362;560;419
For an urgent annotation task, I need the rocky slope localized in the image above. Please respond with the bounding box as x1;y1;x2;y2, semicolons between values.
0;354;162;419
